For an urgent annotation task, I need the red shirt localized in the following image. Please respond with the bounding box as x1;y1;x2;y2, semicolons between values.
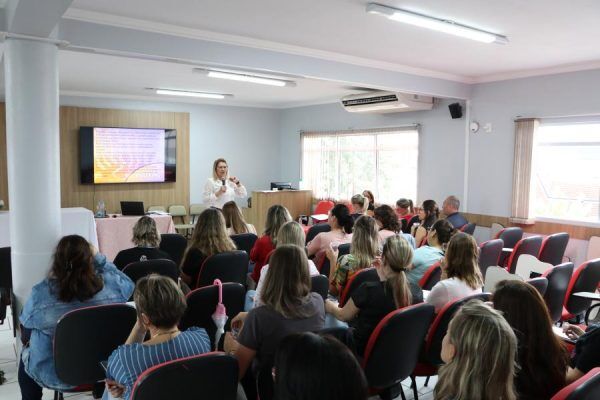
250;235;275;283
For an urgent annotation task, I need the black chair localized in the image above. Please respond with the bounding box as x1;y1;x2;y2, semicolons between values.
196;250;248;288
526;277;548;296
539;232;570;266
478;239;504;278
362;304;435;400
542;262;574;323
0;247;12;326
550;367;600;400
54;304;137;399
506;236;543;274
337;243;351;257
311;274;329;301
122;259;179;284
338;268;378;307
418;261;442;290
561;258;600;322
496;227;523;267
179;282;245;349
305;223;331;244
159;233;188;266
231;233;258;254
131;352;238;400
460;223;476;235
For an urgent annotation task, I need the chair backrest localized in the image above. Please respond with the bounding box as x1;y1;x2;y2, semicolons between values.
550;367;600;400
122;259;179;284
478;239;504;278
542;262;574;323
168;205;187;217
310;274;329;301
314;200;335;216
418;261;442;290
338;267;379;307
305;223;331;244
230;233;258;254
507;235;543;274
159;233;188;267
179;282;245;348
362;304;435;390
423;293;491;365
0;247;12;289
526;277;549;296
131;352;238;400
587;236;600;260
460;222;476;235
337;243;351;257
54;304;137;385
490;222;505;240
147;205;166;213
196;251;249;288
484;266;523;292
496;227;523;248
564;258;600;317
189;203;206;216
539;232;570;266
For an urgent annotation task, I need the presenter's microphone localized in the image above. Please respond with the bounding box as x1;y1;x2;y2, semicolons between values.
221;179;226;186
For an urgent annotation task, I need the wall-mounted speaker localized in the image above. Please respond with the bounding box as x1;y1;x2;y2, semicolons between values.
448;102;463;119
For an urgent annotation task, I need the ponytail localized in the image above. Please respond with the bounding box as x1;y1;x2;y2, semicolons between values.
382;235;414;308
331;203;354;234
408;199;414;214
431;219;456;248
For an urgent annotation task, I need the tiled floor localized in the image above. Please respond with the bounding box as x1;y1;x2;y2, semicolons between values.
0;306;435;400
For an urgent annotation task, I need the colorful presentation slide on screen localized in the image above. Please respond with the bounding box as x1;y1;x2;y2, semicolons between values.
93;127;165;183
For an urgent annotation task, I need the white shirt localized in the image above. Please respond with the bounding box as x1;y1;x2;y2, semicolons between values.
203;178;247;209
253;260;320;307
426;277;482;312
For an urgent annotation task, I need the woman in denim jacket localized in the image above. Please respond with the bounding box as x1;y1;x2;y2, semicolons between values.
18;235;135;400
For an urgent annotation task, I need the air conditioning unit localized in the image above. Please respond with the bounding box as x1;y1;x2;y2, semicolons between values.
341;91;434;114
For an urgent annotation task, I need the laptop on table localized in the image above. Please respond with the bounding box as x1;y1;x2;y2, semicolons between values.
120;201;145;216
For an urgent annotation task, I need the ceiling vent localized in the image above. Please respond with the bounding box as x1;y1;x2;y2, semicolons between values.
341;91;434;114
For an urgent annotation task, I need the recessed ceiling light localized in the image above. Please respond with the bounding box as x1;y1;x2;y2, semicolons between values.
154;88;232;99
366;3;508;44
194;68;296;87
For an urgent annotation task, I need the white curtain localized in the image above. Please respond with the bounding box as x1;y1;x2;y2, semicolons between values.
510;118;539;224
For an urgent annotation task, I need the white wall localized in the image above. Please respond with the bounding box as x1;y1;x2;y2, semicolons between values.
278;98;467;205
59;96;281;206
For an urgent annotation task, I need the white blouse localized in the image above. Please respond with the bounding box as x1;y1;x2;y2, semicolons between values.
426;277;482;312
253;260;320;307
203;178;247;209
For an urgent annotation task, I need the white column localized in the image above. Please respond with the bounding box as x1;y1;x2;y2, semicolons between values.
4;38;61;310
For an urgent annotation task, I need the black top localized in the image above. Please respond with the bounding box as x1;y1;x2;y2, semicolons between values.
572;324;600;374
180;248;208;288
367;203;375;212
404;215;420;234
446;212;468;229
351;279;423;356
113;247;171;270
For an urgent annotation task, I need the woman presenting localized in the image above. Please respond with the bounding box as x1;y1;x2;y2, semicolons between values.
203;158;247;209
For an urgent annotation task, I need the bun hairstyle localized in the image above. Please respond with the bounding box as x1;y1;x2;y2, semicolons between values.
421;199;440;229
430;219;455;249
382;235;413;308
396;198;414;214
331;203;354;234
351;194;367;212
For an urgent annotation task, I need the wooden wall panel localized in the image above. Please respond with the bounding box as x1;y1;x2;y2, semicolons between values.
0;104;7;210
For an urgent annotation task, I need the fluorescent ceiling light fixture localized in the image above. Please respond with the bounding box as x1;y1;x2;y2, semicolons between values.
366;3;508;44
154;89;232;99
194;68;296;87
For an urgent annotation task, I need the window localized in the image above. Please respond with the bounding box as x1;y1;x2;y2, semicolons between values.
531;122;600;223
301;127;419;204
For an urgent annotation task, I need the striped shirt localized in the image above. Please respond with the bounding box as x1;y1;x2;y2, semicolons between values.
105;327;211;400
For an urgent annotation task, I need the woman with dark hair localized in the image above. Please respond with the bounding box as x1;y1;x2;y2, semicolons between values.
374;204;416;248
362;190;375;216
273;332;368;400
113;216;170;270
307;203;353;266
493;280;569;399
412;199;440;246
407;219;454;285
222;200;256;235
19;235;134;400
250;205;292;283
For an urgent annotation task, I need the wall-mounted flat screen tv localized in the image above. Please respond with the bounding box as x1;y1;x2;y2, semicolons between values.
80;126;176;184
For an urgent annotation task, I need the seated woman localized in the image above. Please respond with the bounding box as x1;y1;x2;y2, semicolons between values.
435;301;517;400
252;221;319;308
306;203;353;267
326;235;423;356
104;274;211;400
395;198;414;233
373;204;415;248
273;332;368;400
426;233;483;312
406;219;454;286
563;322;600;384
327;215;379;297
225;245;325;394
412;199;439;246
113;216;171;270
493;280;569;399
180;208;236;288
362;190;375;217
222;200;257;235
249;205;292;283
350;194;368;221
19;235;134;400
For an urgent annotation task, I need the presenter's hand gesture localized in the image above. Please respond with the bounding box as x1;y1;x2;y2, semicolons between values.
229;176;241;186
216;185;227;197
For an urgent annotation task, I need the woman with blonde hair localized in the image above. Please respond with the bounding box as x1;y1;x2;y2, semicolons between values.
435;300;517;400
249;205;292;283
427;233;483;312
113;216;170;270
222;200;256;235
350;194;368;221
180;208;236;288
326;235;423;355
327;215;379;296
202;158;247;209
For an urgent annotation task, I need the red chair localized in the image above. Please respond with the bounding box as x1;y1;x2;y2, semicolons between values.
131;352;238;400
460;223;476;235
311;200;335;224
418;261;442;290
506;235;543;274
362;303;435;400
561;258;600;322
418;236;428;248
338;267;378;307
542;262;574;323
195;251;248;288
496;227;523;266
551;367;600;400
539;232;570;266
478;239;504;278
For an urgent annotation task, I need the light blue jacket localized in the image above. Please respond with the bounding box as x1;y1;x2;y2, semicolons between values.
407;245;444;286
